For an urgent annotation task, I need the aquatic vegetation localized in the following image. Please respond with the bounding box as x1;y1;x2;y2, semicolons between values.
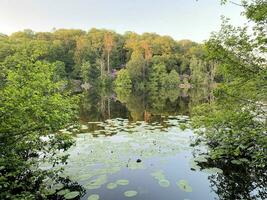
158;179;170;187
52;183;64;190
87;194;100;200
107;182;118;189
124;190;138;197
177;180;193;192
84;175;107;190
201;168;223;174
116;179;129;186
151;170;170;187
57;189;70;196
64;191;80;199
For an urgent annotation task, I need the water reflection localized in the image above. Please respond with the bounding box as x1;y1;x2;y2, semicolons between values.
63;117;218;200
63;88;267;200
79;87;204;123
197;159;267;200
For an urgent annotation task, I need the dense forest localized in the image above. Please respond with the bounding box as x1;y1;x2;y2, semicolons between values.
0;0;266;199
0;28;214;91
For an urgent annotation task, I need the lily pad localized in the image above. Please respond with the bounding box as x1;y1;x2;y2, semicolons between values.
88;194;100;200
116;179;129;185
202;167;223;174
84;174;107;190
57;189;70;196
151;170;165;180
177;180;193;192
64;191;80;199
107;182;117;189
158;179;170;187
44;188;56;195
53;183;64;190
124;190;138;197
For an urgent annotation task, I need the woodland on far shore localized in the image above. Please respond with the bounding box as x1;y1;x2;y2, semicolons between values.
0;29;215;91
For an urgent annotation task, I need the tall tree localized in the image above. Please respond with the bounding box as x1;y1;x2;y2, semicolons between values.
104;32;114;74
193;0;267;169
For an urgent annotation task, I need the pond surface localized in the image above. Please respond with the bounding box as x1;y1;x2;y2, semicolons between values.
60;89;266;200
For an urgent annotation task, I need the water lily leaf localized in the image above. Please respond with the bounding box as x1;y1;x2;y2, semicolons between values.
57;189;70;196
88;194;100;200
124;190;138;197
84;184;101;190
53;183;64;190
116;179;129;185
231;160;242;165
107;182;117;189
44;188;56;195
84;175;107;190
189;160;201;171
64;191;80;199
177;180;193;192
202;167;223;174
194;155;208;163
151;170;165;180
158;179;170;187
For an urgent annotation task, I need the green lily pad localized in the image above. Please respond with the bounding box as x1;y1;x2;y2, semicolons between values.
85;184;101;190
53;183;64;190
124;190;138;197
57;189;70;196
64;191;80;199
194;155;208;163
107;182;117;189
116;179;129;185
189;159;201;171
84;175;107;190
231;160;242;165
88;194;100;200
158;179;170;187
202;167;223;174
44;188;56;195
177;180;193;192
151;170;165;180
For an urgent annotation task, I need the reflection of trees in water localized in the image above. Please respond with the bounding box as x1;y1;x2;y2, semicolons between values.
197;159;267;200
80;86;213;122
79;89;128;122
115;87;197;121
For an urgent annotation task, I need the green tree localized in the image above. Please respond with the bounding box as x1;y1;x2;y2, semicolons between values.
126;51;146;89
193;0;267;169
0;46;78;199
164;69;180;87
148;63;168;89
114;69;132;89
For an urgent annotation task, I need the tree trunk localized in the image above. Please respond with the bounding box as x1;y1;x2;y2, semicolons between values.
107;52;110;74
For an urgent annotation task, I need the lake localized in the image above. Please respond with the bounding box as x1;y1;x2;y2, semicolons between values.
59;88;266;200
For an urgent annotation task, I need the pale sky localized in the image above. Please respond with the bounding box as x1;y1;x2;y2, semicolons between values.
0;0;245;42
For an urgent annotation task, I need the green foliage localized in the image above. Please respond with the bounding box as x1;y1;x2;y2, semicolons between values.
148;63;168;89
114;69;132;89
126;51;146;87
0;44;78;199
164;69;180;87
192;0;267;169
0;28;212;92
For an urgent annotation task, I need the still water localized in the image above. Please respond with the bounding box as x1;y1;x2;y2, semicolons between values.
60;89;266;200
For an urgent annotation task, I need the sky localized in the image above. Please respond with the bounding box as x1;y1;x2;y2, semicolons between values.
0;0;246;42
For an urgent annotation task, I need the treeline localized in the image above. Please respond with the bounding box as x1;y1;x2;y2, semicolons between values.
0;29;215;90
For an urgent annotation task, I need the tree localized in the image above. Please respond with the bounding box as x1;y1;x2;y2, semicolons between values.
104;32;114;74
125;51;146;89
148;63;168;89
0;44;78;199
192;0;267;169
114;69;132;89
165;69;180;87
